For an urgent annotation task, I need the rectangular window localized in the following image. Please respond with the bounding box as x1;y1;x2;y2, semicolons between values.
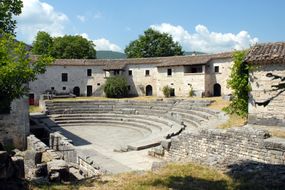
184;65;203;73
87;69;92;76
62;86;66;90
127;85;131;91
62;73;68;82
128;70;132;76
167;68;172;76
214;66;219;73
145;70;150;76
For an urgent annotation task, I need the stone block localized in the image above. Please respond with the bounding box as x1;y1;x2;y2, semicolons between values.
161;140;171;151
0;151;16;179
47;160;69;182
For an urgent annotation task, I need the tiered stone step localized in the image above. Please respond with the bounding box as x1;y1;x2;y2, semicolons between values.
51;113;184;151
44;99;222;151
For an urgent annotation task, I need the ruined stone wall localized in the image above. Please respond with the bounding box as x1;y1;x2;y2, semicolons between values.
248;63;285;126
166;127;285;166
0;98;29;150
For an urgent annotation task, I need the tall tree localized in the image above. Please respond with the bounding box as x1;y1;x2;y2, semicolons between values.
0;0;23;35
32;31;53;55
125;28;183;58
0;31;53;113
51;35;96;59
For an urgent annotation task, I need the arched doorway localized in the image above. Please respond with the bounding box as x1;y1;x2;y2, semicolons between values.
146;85;153;96
213;83;221;96
73;86;80;96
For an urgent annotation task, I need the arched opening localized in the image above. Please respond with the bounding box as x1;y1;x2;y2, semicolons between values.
213;83;221;96
146;85;153;96
73;86;80;97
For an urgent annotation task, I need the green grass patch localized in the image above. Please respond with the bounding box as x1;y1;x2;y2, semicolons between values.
29;105;42;113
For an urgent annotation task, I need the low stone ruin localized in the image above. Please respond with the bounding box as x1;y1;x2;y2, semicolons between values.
0;145;26;190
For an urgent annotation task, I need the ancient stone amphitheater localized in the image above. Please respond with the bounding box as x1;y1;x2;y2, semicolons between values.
43;99;225;173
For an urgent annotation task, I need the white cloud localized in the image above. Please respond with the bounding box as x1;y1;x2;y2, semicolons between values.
150;23;259;53
79;33;122;52
16;0;68;43
77;15;86;22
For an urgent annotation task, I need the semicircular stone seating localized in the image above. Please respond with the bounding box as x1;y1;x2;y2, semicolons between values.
44;99;223;152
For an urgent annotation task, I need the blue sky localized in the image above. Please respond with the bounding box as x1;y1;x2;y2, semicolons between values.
16;0;285;53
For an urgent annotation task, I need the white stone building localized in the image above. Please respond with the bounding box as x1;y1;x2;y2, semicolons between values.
29;52;233;104
246;42;285;126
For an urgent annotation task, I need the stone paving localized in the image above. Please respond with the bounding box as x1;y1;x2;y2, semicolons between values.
56;124;162;174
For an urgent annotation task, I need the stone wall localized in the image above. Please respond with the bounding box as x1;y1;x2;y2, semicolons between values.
0;98;29;150
205;58;233;96
165;126;285;166
157;66;206;97
29;65;106;102
249;63;285;126
124;64;158;96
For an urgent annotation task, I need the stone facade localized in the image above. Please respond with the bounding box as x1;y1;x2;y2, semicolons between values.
249;63;285;126
0;98;29;150
30;53;233;102
246;42;285;126
165;126;285;166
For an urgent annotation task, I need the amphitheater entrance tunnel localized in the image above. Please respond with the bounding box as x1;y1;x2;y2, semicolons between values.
213;83;221;96
146;85;153;96
73;86;80;96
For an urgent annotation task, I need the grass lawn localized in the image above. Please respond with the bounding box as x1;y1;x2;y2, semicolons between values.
31;162;236;190
29;105;42;113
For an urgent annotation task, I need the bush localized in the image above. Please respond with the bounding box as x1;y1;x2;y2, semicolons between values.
189;84;194;97
104;76;128;98
162;85;171;97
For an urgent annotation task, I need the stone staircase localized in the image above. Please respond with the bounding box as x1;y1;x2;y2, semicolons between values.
44;99;223;151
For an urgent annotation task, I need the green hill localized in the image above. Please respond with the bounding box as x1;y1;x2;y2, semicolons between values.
96;51;126;59
184;51;206;56
96;51;206;59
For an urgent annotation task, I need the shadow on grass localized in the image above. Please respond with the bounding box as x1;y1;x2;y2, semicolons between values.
150;176;230;190
226;160;285;190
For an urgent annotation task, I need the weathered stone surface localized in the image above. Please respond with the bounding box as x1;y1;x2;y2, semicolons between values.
165;126;285;166
47;160;69;182
0;151;16;180
161;140;171;151
24;150;42;166
11;156;25;179
0;98;29;150
35;163;47;177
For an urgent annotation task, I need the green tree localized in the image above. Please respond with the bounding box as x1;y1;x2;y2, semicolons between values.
104;76;128;98
32;31;53;55
0;31;53;113
125;28;183;58
0;0;23;35
51;35;96;59
223;50;249;117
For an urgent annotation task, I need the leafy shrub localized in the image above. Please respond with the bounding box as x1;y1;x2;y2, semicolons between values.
104;76;128;98
188;84;194;97
163;85;171;97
